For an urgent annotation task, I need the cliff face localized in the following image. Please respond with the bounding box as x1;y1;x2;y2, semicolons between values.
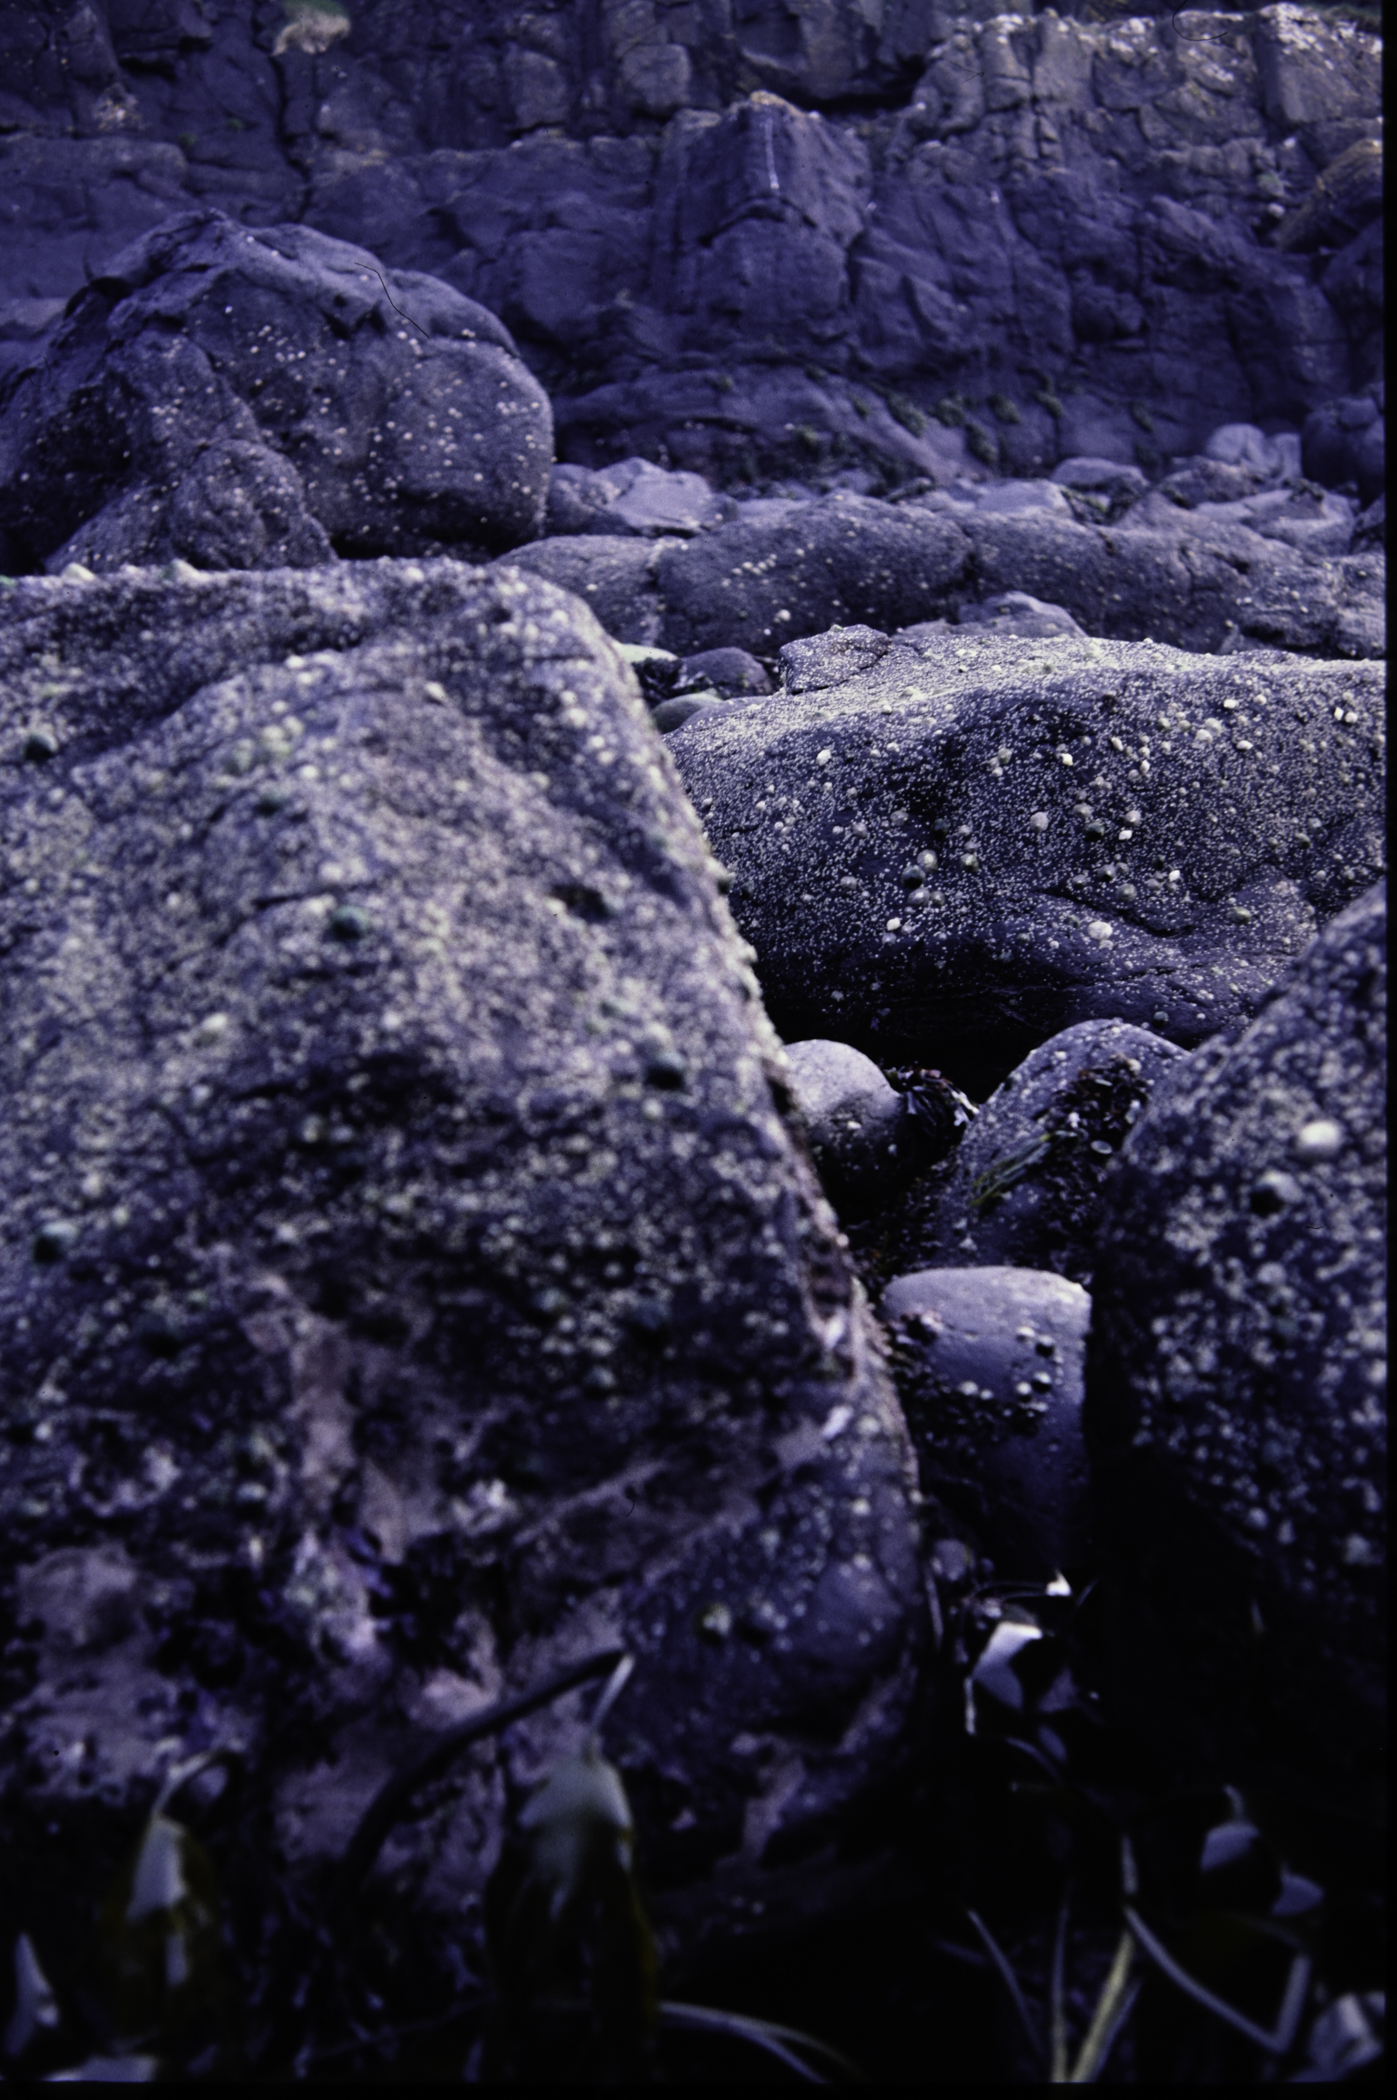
0;5;1382;482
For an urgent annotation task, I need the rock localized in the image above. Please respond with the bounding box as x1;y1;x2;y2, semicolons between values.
1188;483;1357;561
1156;456;1270;510
545;458;731;538
1204;423;1300;482
652;692;745;734
496;534;674;646
880;1267;1092;1581
1352;492;1385;551
668;627;1385;1090
0;560;924;1955
0;13;1384;496
961;500;1383;657
913;1020;1189;1283
656;492;972;656
783;1040;907;1222
1302;392;1385;507
1086;882;1386;1807
0;209;553;574
1271;135;1382;255
678;647;772;698
1050;457;1150;520
614;641;682;706
957;592;1085;640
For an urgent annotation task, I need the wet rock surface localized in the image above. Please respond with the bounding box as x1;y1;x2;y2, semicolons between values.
668;627;1385;1089
881;1266;1092;1581
0;560;924;1958
1086;880;1386;1804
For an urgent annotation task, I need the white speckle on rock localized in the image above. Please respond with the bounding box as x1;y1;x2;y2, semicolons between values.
1295;1118;1344;1164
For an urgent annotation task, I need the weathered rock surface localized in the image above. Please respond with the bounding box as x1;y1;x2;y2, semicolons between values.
497;533;674;646
0;560;925;1947
1086;881;1386;1803
519;468;1385;661
0;10;1382;493
881;1266;1092;1580
0;209;553;574
914;1018;1188;1281
668;626;1385;1087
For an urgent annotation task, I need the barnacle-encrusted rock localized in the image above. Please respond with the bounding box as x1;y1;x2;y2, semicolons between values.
669;627;1385;1086
1086;881;1386;1805
0;559;923;1951
0;210;553;573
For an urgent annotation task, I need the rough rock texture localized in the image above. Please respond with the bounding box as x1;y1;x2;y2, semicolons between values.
668;626;1385;1088
497;533;675;646
881;1266;1092;1579
0;209;553;573
783;1039;909;1221
0;560;925;1949
545;457;734;538
1086;881;1386;1805
521;468;1385;661
0;9;1382;491
656;491;973;656
915;1018;1188;1281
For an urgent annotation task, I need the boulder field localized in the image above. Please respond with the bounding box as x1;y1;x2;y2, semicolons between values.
0;0;1385;2070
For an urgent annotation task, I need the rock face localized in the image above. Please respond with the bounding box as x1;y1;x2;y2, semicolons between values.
0;561;924;1948
918;1018;1188;1281
0;210;553;573
0;9;1382;493
1085;882;1386;1804
881;1266;1092;1580
668;626;1385;1087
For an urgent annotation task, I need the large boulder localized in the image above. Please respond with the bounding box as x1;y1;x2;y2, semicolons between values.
0;210;553;574
1085;883;1386;1807
0;561;924;1965
668;626;1385;1088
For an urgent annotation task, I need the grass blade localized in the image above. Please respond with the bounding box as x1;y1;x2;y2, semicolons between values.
659;2000;866;2083
966;1909;1045;2066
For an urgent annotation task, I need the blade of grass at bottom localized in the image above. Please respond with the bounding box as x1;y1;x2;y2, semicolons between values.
659;2000;867;2083
1066;1931;1137;2083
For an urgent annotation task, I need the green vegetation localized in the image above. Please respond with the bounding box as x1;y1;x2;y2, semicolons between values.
935;394;967;428
1033;384;1065;420
989;393;1022;425
1129;401;1155;434
965;419;999;467
885;392;928;438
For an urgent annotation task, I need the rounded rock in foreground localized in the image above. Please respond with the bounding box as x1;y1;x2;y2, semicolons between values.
1086;882;1386;1808
881;1267;1092;1581
784;1040;906;1221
